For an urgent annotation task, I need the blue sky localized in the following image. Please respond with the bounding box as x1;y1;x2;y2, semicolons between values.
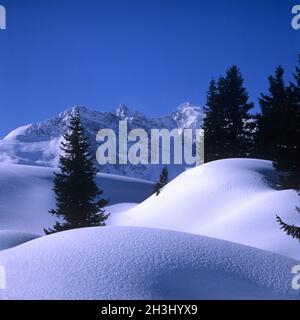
0;0;299;138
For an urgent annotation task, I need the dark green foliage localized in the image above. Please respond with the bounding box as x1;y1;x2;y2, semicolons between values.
203;78;226;162
45;110;109;235
273;57;300;240
203;66;254;162
258;64;300;171
257;66;290;163
276;212;300;242
154;166;168;196
221;66;254;158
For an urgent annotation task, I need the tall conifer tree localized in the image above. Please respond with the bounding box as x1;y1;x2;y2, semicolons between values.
221;65;254;158
203;66;254;162
45;110;109;234
203;79;226;162
257;66;288;162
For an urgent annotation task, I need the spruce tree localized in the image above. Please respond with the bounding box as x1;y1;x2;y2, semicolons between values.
257;66;288;162
257;61;300;189
203;66;254;162
288;55;300;186
281;55;300;180
203;79;226;162
221;65;254;158
274;83;300;174
45;110;109;234
277;211;300;242
275;57;300;240
154;166;168;196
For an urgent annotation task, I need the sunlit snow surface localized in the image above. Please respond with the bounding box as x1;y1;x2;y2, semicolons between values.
0;158;300;299
0;227;298;300
109;158;300;260
0;163;153;234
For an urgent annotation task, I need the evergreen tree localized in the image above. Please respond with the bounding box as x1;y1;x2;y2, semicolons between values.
274;83;300;174
203;66;254;162
45;110;109;234
282;55;300;179
257;66;289;162
277;210;300;242
154;166;168;196
257;60;300;189
221;65;254;158
203;78;226;162
294;54;300;89
275;56;300;240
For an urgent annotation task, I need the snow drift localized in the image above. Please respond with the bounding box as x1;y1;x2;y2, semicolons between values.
109;158;300;260
0;231;39;251
0;163;153;234
0;226;298;300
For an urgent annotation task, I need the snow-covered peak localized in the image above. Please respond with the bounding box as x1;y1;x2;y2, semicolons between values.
171;102;203;129
115;104;145;120
175;102;199;112
0;103;203;179
4;124;32;141
57;105;100;122
61;105;87;115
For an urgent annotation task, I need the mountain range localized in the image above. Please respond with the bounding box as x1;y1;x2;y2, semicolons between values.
0;103;203;180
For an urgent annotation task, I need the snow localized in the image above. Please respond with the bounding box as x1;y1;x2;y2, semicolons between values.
105;203;138;219
0;158;299;261
109;158;300;260
0;105;298;299
0;158;299;299
0;104;203;180
0;163;153;234
0;226;298;300
0;231;39;251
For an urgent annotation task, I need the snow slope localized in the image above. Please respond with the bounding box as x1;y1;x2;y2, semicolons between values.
0;231;39;251
0;103;203;180
0;163;153;234
0;227;298;300
105;203;138;219
109;158;300;260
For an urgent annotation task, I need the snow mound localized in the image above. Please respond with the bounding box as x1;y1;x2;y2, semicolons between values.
105;203;138;221
110;159;300;260
0;163;153;234
0;227;298;300
0;231;39;251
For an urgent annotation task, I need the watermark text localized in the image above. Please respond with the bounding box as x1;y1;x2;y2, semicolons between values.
292;5;300;30
0;5;6;30
96;121;204;166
